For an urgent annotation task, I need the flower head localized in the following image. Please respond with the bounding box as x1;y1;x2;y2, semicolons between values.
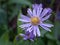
19;4;53;37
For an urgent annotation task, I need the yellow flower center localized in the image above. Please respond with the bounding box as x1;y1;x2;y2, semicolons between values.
31;17;40;25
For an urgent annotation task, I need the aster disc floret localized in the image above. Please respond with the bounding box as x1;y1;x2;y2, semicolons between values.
19;4;53;37
31;16;40;25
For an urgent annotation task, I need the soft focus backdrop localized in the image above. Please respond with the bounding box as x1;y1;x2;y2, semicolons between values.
0;0;60;45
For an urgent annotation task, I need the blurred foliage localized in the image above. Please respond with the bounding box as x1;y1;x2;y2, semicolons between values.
0;0;60;45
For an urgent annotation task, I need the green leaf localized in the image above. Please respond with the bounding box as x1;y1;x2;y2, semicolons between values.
56;40;60;45
8;0;32;6
46;33;56;40
41;29;47;37
0;32;13;45
47;39;57;45
0;9;7;24
0;32;8;45
0;8;8;37
34;38;45;45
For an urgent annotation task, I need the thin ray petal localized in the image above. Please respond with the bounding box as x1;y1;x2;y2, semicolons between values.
27;8;33;17
41;23;54;27
42;14;51;21
41;8;52;18
40;24;51;32
20;14;30;20
19;23;31;28
18;19;30;22
36;26;41;36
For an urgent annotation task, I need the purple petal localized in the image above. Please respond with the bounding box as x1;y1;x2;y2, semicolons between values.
32;4;38;9
42;14;51;21
18;19;30;22
20;34;28;40
41;23;54;27
29;31;35;39
40;24;51;32
37;7;43;17
32;4;43;17
26;26;33;32
30;39;34;41
20;14;30;20
20;34;25;37
19;23;31;28
33;8;36;16
33;26;37;36
37;4;43;16
41;8;52;18
39;4;42;8
23;37;28;40
27;8;33;17
36;26;41;36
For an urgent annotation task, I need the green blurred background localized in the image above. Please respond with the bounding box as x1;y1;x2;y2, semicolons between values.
0;0;60;45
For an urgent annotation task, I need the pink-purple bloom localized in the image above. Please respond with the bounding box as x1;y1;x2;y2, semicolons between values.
19;4;53;37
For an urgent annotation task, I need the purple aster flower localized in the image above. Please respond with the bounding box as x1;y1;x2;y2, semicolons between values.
20;31;35;41
19;4;53;37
